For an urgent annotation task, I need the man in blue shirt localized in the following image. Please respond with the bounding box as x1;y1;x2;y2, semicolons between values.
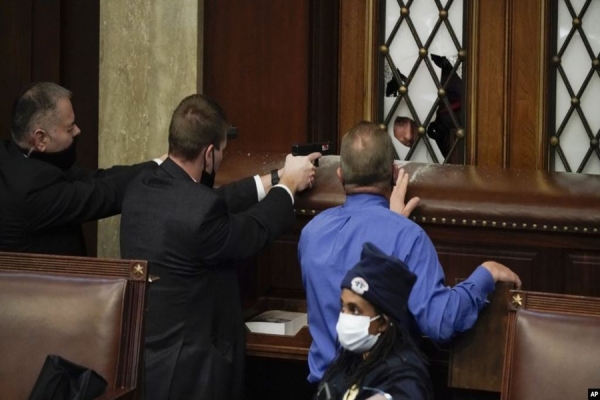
299;121;522;384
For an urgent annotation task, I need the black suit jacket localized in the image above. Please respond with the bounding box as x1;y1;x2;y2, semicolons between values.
119;158;295;400
0;140;154;256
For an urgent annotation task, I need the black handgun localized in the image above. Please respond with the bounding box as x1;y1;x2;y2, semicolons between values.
291;142;333;166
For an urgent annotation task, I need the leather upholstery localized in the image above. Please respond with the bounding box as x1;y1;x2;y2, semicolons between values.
0;252;147;400
502;293;600;400
0;272;126;399
506;310;600;399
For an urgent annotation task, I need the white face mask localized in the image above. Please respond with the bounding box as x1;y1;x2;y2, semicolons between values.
336;313;381;353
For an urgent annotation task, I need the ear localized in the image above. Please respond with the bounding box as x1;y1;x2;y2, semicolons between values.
337;167;343;183
204;144;214;161
31;129;47;152
379;314;390;333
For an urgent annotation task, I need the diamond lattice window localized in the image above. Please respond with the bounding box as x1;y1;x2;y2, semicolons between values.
379;0;466;164
550;0;600;174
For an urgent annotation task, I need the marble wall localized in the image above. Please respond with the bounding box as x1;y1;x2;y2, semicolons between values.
98;0;203;258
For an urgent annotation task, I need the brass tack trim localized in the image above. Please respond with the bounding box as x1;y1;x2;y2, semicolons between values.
407;216;598;234
298;212;598;235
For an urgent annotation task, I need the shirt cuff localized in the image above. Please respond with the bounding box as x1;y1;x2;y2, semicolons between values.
273;184;294;205
471;265;496;294
254;175;266;201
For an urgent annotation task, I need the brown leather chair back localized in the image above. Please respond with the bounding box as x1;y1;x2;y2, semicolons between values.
0;252;148;400
502;290;600;400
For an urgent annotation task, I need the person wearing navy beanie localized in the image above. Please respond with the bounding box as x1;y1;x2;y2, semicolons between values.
316;242;433;400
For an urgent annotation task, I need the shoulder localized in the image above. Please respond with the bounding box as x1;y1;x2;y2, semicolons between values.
303;204;345;224
126;168;223;210
385;346;429;375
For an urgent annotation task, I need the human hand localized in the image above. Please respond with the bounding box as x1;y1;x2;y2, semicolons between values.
279;152;321;193
481;261;522;289
390;167;420;217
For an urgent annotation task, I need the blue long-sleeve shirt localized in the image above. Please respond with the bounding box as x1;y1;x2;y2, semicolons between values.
299;193;495;383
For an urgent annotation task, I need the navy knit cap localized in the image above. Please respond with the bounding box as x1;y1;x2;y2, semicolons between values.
341;242;417;325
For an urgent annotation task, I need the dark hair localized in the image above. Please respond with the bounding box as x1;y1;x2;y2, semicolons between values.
11;82;72;143
322;313;423;391
168;94;229;161
340;121;394;190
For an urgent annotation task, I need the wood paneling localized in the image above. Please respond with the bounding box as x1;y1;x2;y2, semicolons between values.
0;0;33;141
507;0;549;169
450;283;514;393
308;0;339;148
338;0;378;145
467;0;509;167
31;0;62;83
467;0;551;168
203;0;309;153
62;0;100;160
435;244;535;291
565;252;600;297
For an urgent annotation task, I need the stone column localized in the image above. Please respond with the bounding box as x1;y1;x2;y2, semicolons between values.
98;0;203;258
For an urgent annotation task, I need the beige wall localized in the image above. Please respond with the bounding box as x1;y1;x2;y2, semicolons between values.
98;0;203;258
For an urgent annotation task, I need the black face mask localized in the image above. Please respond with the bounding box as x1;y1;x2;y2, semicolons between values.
24;137;78;171
200;147;216;188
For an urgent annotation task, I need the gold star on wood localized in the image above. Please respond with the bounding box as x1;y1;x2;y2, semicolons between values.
511;294;523;308
132;263;145;279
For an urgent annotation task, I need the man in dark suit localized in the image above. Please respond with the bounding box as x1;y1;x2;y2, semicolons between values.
0;82;159;256
119;93;320;400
